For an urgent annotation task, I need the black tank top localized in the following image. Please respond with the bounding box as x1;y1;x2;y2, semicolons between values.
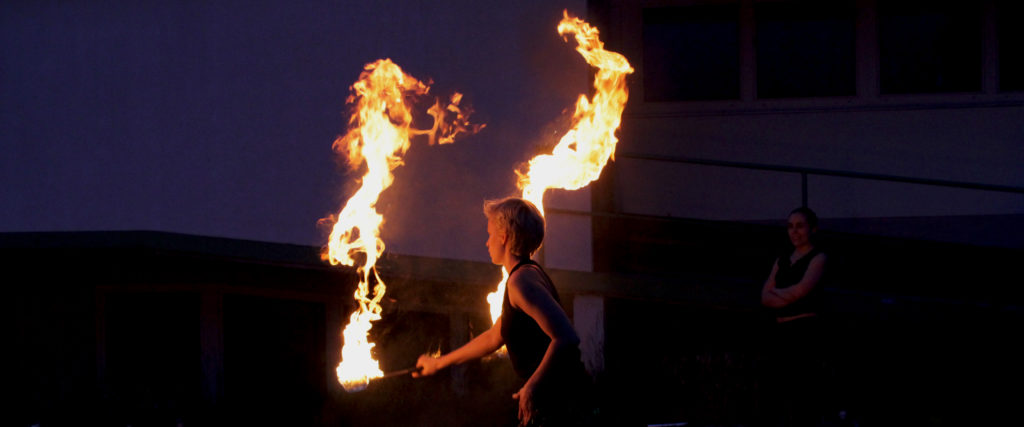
500;259;563;379
773;248;825;318
500;260;594;421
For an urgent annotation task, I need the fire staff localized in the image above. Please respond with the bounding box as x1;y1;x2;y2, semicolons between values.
415;197;592;426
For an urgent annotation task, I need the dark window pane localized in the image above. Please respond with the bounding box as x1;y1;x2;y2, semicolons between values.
223;295;326;425
998;0;1023;91
105;293;201;417
879;1;981;94
643;5;740;101
756;1;856;98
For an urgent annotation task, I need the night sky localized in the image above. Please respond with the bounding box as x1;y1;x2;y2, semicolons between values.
1;0;590;262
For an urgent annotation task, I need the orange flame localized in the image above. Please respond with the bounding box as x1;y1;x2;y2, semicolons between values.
487;10;633;333
519;10;634;214
325;59;480;391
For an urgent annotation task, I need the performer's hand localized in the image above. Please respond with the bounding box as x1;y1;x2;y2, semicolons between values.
413;354;443;377
512;382;537;426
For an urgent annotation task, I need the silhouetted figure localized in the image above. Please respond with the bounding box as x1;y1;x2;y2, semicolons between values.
760;206;828;427
415;197;593;426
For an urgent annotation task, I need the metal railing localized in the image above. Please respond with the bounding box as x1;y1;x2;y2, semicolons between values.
617;152;1024;208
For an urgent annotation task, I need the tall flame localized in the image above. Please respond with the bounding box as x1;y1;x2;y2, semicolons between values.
519;10;634;215
326;59;480;391
487;11;633;331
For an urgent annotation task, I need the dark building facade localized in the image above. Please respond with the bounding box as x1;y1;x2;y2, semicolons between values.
8;225;1024;426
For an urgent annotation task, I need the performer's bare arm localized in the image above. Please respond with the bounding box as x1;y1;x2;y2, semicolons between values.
414;317;504;377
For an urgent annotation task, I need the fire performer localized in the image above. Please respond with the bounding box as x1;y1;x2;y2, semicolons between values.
414;197;593;426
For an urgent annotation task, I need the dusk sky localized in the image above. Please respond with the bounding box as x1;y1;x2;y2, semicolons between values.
1;1;592;262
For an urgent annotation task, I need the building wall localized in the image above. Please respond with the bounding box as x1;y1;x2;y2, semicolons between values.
4;231;520;426
592;0;1023;241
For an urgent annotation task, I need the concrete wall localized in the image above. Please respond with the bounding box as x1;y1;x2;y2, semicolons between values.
618;106;1024;220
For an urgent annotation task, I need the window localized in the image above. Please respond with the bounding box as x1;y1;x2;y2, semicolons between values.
879;0;981;94
105;293;200;413
643;5;740;101
756;0;856;98
997;0;1023;91
224;295;326;424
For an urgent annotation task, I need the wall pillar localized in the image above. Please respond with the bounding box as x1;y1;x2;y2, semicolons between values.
573;295;605;376
449;311;469;396
199;291;224;406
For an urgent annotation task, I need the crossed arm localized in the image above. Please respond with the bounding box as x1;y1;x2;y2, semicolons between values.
761;253;827;308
